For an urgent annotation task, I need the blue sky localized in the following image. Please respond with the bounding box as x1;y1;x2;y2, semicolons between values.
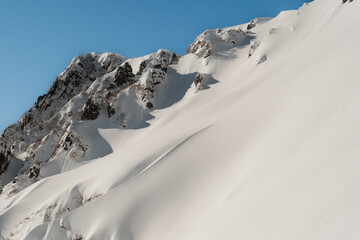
0;0;309;133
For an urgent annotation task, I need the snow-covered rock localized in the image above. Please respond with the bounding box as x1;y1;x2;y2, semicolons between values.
186;27;247;58
246;17;272;30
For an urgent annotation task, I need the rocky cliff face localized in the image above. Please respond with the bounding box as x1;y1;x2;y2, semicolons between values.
0;50;180;186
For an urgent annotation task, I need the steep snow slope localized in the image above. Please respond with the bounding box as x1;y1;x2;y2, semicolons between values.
1;0;360;239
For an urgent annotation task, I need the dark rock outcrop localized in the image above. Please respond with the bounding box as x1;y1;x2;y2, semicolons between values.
193;73;219;91
63;133;73;151
146;102;154;109
169;53;179;64
81;99;101;121
247;20;257;30
107;105;116;118
194;73;204;88
28;165;40;178
136;61;147;76
114;62;135;87
246;18;272;31
0;152;9;175
135;50;176;109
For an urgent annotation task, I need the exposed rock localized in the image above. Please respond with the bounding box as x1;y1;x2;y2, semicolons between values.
107;105;116;118
136;61;147;76
71;235;84;240
0;152;9;175
203;43;213;58
153;63;168;73
247;19;257;30
194;73;204;89
146;102;154;109
63;133;73;151
34;94;46;109
27;165;40;179
193;73;218;91
156;50;170;62
135;49;174;108
169;53;180;64
186;27;246;58
114;62;135;87
246;18;273;31
81;99;101;121
186;40;205;55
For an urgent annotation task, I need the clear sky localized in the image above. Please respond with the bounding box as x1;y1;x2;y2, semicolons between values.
0;0;310;133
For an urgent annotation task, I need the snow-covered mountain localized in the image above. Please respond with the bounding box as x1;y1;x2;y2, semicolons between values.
1;0;360;239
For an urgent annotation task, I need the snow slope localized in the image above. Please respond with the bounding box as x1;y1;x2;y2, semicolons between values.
2;0;360;239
